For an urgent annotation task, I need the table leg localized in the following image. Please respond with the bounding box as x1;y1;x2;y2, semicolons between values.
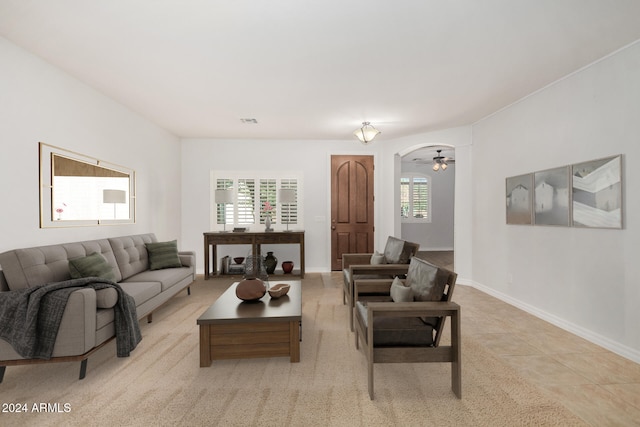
199;324;212;367
204;239;210;280
299;235;305;278
290;320;300;362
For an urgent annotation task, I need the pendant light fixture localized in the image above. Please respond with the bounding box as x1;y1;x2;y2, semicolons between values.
353;122;380;144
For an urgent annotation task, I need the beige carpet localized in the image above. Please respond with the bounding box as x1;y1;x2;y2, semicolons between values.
0;274;586;426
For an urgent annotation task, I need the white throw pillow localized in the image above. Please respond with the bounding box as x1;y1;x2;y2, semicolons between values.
390;276;413;302
370;251;385;265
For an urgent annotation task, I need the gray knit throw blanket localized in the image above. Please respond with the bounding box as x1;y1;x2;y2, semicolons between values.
0;277;141;359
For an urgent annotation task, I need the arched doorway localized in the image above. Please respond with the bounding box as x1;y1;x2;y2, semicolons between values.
399;144;455;270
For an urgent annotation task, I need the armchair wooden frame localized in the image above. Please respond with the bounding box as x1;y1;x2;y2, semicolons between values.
353;266;461;400
343;253;414;331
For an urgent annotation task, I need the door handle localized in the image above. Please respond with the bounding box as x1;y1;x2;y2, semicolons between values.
331;225;336;230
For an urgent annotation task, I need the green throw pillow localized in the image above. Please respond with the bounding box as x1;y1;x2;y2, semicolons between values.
69;252;116;281
146;240;182;270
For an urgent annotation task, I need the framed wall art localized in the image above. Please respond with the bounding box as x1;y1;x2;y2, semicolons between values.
506;173;533;225
571;155;622;229
534;166;570;226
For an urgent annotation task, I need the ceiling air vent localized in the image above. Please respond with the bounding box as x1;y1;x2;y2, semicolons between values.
240;118;258;124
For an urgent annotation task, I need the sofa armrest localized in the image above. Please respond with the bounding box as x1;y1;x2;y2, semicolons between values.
342;253;373;269
51;288;98;357
178;251;196;268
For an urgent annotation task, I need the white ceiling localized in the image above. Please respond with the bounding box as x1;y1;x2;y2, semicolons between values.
2;1;640;141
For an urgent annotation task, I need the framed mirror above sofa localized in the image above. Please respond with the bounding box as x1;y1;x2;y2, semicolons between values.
39;143;136;228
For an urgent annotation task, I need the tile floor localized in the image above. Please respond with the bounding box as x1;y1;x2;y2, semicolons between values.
454;284;640;426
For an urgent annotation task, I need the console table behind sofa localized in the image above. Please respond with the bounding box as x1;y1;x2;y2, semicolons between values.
203;231;305;279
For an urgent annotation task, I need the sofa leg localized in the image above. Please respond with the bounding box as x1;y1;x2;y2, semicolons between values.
187;286;191;296
147;313;153;323
79;359;88;380
0;366;5;383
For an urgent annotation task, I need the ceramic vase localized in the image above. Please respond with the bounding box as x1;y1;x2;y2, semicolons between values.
264;251;277;274
282;261;294;274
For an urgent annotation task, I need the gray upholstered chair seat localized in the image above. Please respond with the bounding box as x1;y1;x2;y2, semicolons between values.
355;301;435;347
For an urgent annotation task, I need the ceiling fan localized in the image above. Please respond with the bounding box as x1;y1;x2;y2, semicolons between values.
432;149;454;172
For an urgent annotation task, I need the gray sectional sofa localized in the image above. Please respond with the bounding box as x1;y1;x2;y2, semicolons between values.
0;233;195;382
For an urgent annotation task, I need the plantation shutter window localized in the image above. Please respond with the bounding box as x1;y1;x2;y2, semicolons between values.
211;172;303;230
400;173;431;223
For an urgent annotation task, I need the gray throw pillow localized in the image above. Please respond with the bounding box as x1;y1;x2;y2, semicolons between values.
146;240;182;270
390;276;413;302
370;251;385;265
69;252;116;282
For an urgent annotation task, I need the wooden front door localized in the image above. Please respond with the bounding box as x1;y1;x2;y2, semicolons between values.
331;155;375;270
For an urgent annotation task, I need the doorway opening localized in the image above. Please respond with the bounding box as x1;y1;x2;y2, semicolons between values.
400;145;455;270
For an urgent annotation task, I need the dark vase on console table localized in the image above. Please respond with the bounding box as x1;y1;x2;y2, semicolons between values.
264;251;277;274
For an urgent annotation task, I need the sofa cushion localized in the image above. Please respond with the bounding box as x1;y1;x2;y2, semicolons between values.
390;277;412;302
109;234;156;280
118;282;162;307
0;238;120;290
356;301;434;346
145;240;182;270
69;252;116;282
122;267;193;292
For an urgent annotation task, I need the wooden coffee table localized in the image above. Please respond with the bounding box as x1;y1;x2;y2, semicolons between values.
197;280;302;366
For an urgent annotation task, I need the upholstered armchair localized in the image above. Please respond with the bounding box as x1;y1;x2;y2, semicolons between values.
342;236;419;330
353;257;460;400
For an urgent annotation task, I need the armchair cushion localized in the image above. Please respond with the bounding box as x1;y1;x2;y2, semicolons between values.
355;301;434;347
407;258;447;302
383;236;414;264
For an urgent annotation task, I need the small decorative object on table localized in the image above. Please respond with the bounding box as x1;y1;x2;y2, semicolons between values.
264;201;274;232
264;251;277;274
244;254;269;281
282;261;294;274
233;257;245;265
236;278;267;301
268;283;290;298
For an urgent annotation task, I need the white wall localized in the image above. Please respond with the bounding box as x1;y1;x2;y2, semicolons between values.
0;37;183;253
472;41;640;361
181;128;474;277
180;138;380;273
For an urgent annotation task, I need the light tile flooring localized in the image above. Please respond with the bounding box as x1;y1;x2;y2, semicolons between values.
454;283;640;426
348;250;640;425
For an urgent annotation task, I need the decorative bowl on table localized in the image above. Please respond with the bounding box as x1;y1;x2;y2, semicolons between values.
233;257;245;264
268;283;290;298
